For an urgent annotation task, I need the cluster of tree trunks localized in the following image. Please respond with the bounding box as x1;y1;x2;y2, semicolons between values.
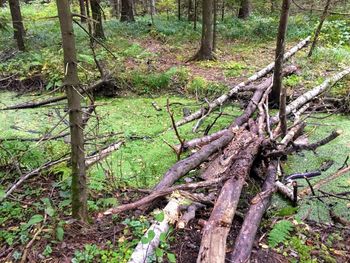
99;35;349;261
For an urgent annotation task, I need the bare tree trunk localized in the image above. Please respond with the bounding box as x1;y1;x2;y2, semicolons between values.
178;0;181;20
56;0;88;222
150;0;156;16
79;0;87;22
191;0;214;60
121;0;135;21
8;0;25;51
270;0;290;106
308;0;332;57
212;0;217;52
110;0;120;18
238;0;251;19
90;0;105;38
221;0;225;21
188;0;194;21
193;0;197;29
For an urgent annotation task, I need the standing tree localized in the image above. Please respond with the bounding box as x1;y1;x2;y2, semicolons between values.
120;0;135;22
56;0;88;222
150;0;156;16
110;0;120;18
308;0;332;57
178;0;181;20
8;0;25;51
238;0;251;19
188;0;194;21
90;0;105;38
271;0;290;136
78;0;87;23
190;0;215;60
213;0;217;52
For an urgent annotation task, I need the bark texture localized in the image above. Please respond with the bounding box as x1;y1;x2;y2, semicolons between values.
270;0;290;105
90;0;105;38
120;0;135;22
9;0;25;51
56;0;88;222
192;0;214;60
238;0;251;19
197;131;262;263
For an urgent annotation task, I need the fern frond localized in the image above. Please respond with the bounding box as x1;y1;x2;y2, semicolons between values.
268;220;294;248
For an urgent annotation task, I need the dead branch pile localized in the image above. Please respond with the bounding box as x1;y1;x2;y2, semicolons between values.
99;38;349;262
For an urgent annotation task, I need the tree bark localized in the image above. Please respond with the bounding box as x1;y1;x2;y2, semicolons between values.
238;0;251;19
191;0;214;60
230;161;277;263
149;0;156;16
120;0;135;22
176;37;310;128
308;0;332;57
188;0;194;21
178;0;181;20
110;0;120;18
212;0;217;52
8;0;25;51
56;0;88;222
90;0;105;38
197;131;262;263
78;0;87;22
270;0;290;106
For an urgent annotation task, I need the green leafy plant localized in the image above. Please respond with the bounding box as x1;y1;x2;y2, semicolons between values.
268;220;294;248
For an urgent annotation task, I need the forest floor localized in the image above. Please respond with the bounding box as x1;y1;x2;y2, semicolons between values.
1;2;350;262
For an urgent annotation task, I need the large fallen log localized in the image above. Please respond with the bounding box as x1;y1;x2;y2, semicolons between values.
154;76;270;191
230;160;278;263
197;131;262;263
1;79;110;110
175;37;310;127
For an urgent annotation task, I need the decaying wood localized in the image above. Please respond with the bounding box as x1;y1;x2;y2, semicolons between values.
1;79;111;110
85;141;124;168
196;131;261;263
177;203;206;229
230;160;277;263
128;194;185;263
271;66;350;124
100;175;230;216
300;165;350;197
276;181;299;202
175;37;310;127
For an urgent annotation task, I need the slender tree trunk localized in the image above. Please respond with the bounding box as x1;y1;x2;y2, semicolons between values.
308;0;331;57
193;0;197;29
8;0;25;51
56;0;88;222
221;0;225;21
149;0;155;16
188;0;194;21
120;0;135;22
191;0;214;60
90;0;105;38
270;0;290;106
78;0;87;22
110;0;120;18
213;0;217;52
238;0;251;19
178;0;181;20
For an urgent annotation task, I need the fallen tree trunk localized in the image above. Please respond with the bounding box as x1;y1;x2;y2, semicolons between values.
230;160;277;263
85;141;124;168
100;175;230;216
271;66;350;124
300;165;350;197
197;131;262;263
175;37;310;127
128;194;184;263
1;79;110;110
